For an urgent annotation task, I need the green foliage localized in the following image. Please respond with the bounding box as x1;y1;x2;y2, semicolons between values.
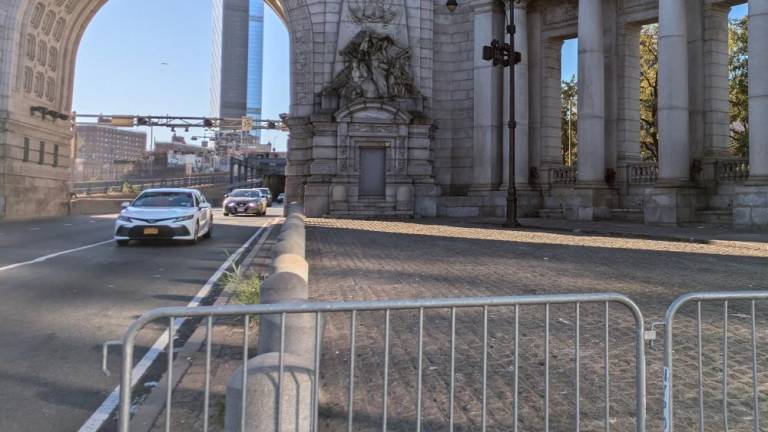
729;16;749;158
640;24;659;162
232;273;261;305
561;75;578;166
223;260;261;305
560;21;749;163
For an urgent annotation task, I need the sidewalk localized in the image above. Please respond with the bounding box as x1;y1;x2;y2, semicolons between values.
469;217;768;252
135;215;767;431
306;217;768;431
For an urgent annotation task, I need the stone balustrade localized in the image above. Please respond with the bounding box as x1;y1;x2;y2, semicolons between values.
715;159;750;183
627;163;659;185
550;166;578;186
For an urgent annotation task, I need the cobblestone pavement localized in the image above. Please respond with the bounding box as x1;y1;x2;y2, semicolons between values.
306;219;768;432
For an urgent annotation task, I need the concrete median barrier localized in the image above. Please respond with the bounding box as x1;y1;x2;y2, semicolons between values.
270;254;308;283
226;204;316;431
225;353;314;432
256;305;320;360
259;272;308;303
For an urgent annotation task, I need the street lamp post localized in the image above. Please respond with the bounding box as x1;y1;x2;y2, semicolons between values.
480;0;522;227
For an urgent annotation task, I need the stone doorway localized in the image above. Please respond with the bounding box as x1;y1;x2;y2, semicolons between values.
359;147;386;198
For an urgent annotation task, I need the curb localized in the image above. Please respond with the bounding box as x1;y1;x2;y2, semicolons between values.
129;219;278;432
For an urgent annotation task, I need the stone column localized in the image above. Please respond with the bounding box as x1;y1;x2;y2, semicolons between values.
502;0;529;188
539;38;564;168
657;0;690;184
576;0;605;185
472;1;505;192
616;25;642;166
749;0;768;183
702;4;731;159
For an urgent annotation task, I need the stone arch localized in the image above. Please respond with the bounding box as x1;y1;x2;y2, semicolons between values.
0;0;313;219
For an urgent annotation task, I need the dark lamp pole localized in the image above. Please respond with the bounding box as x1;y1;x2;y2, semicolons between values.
481;0;521;227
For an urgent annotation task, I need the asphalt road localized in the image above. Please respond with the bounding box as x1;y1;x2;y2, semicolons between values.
0;206;281;432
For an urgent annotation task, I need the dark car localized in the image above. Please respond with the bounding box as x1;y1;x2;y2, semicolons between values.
223;189;267;216
257;188;273;207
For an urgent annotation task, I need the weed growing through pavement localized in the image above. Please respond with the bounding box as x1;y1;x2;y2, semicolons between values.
223;259;262;305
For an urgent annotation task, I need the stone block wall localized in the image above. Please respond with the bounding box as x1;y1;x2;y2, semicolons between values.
733;186;768;228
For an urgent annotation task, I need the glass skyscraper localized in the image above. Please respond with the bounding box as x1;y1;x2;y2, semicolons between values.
211;0;265;143
247;0;264;142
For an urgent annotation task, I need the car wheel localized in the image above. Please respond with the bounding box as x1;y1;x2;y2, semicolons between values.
202;219;213;239
190;223;200;244
116;240;130;247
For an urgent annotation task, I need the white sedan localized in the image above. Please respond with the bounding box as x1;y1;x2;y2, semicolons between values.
114;188;213;246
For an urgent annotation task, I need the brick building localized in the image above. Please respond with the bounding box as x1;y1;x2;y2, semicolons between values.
73;124;146;182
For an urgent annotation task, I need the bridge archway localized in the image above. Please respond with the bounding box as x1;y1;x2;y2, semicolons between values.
0;0;311;220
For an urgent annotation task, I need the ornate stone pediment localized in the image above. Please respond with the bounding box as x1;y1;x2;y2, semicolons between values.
348;0;398;25
326;31;419;100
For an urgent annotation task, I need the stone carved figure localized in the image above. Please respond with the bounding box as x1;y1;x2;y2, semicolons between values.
327;31;419;100
348;0;397;25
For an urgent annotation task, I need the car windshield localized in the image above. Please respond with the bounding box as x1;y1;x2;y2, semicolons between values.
133;192;194;208
230;190;261;198
259;189;270;195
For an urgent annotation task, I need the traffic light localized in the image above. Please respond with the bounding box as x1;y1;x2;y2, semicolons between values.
203;118;214;128
241;116;254;132
137;117;150;126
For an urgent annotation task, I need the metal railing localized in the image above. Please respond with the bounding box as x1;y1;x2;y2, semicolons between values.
662;291;768;432
113;292;647;432
72;173;231;195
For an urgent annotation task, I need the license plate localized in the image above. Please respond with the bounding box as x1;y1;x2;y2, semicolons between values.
143;227;160;235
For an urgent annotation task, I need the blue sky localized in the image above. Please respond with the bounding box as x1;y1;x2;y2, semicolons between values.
561;4;748;80
73;0;289;150
74;2;749;150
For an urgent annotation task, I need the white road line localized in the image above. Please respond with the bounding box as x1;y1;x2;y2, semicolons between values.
78;218;278;432
0;240;114;273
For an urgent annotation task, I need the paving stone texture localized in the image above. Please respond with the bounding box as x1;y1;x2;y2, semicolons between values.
150;219;767;432
306;219;768;432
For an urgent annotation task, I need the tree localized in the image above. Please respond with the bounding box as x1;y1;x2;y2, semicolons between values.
561;75;578;166
729;16;749;158
639;24;659;162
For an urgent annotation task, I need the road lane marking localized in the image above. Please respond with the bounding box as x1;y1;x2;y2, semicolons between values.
79;217;278;432
0;240;114;273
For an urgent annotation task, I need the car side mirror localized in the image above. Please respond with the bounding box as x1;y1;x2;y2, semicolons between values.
121;202;131;209
223;194;229;198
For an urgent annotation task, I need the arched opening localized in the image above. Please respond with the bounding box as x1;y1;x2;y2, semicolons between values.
72;0;288;185
0;0;309;220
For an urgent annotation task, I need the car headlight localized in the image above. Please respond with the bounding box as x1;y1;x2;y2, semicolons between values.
172;214;195;223
248;202;257;207
118;215;133;223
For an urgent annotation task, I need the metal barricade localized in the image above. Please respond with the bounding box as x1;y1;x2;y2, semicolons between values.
663;291;768;432
113;293;647;432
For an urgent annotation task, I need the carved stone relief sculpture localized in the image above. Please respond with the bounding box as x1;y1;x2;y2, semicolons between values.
326;31;419;100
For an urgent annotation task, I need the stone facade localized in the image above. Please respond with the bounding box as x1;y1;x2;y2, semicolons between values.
0;0;767;227
284;0;768;227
